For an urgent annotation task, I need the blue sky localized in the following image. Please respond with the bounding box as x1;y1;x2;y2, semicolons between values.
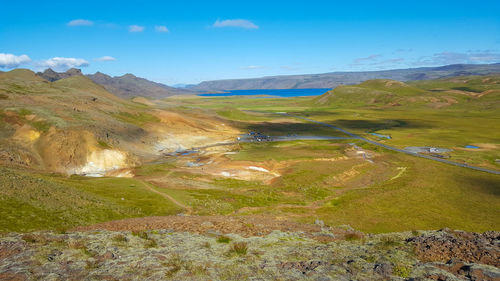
1;0;499;85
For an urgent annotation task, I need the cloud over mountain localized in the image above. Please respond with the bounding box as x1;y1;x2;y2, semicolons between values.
0;53;31;68
213;19;258;29
37;57;89;71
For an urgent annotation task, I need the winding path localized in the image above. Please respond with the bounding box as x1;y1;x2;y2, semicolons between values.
139;180;193;215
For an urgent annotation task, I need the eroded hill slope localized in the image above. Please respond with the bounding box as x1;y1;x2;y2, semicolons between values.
0;69;238;177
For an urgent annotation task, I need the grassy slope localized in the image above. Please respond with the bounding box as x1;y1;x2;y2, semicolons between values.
0;167;181;232
314;151;500;232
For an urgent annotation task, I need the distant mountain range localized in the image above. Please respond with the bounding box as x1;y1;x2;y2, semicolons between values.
188;63;500;91
34;63;500;97
37;68;195;99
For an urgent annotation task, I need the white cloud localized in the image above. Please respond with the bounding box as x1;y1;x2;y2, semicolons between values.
129;25;145;32
0;53;31;69
413;51;500;66
37;57;89;71
68;19;94;26
94;56;116;62
155;25;169;32
241;65;264;70
213;19;258;29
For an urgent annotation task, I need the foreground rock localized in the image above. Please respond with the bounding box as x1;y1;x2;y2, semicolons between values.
0;227;498;280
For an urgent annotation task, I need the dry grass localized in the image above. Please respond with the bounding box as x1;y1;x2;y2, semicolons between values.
229;242;248;255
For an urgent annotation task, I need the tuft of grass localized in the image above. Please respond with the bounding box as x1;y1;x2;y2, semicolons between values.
344;232;363;241
377;236;400;250
131;230;158;248
67;240;85;250
145;238;158;248
132;230;149;240
85;259;100;270
112;234;127;243
411;230;419;236
21;234;38;243
163;254;183;278
68;240;95;257
202;241;211;249
216;235;231;243
229;242;248;255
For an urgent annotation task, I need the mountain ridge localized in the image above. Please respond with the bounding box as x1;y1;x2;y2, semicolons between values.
36;68;195;99
188;63;500;91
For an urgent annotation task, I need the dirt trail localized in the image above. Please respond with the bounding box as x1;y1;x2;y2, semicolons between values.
139;180;193;215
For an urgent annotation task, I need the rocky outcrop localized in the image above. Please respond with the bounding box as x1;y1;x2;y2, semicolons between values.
0;226;498;280
407;229;499;267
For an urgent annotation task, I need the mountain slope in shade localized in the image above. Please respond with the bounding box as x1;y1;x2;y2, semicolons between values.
188;63;500;91
36;68;84;82
87;72;194;99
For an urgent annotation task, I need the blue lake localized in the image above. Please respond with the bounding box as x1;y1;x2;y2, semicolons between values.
199;88;331;98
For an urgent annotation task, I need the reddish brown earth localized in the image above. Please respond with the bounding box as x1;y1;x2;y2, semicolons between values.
407;229;500;267
74;215;352;241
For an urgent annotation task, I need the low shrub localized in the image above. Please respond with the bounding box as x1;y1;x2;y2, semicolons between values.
344;232;362;241
21;234;38;243
145;238;158;248
216;235;231;243
393;265;411;278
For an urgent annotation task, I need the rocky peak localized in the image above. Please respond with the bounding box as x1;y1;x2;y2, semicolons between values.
65;68;83;76
36;68;83;82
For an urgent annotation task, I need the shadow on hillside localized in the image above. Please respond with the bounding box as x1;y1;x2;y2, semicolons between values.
454;174;500;197
327;119;432;131
240;121;347;136
293;111;339;117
